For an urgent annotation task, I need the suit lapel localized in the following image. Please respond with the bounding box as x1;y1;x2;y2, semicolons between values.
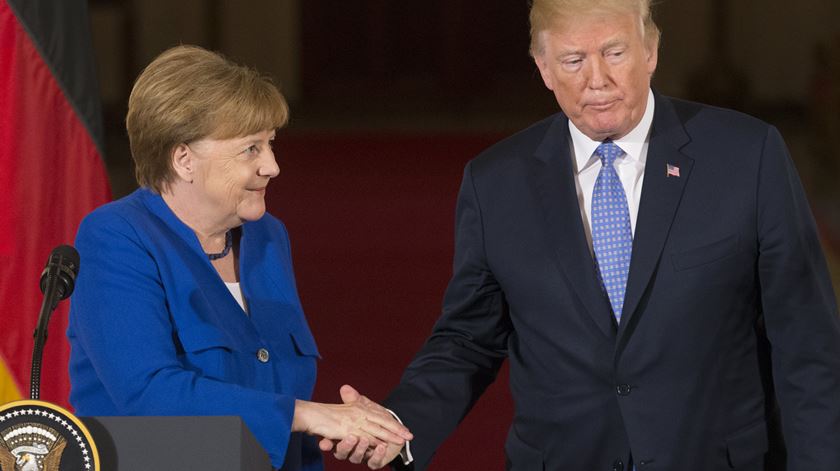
529;115;616;340
617;94;693;342
142;190;260;344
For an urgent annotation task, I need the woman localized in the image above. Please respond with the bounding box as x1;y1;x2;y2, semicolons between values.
67;45;410;470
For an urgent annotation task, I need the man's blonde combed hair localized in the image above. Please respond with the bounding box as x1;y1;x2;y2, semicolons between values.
126;45;289;193
529;0;661;56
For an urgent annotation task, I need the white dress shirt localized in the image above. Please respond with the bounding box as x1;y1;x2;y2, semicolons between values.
570;89;655;249
224;281;248;314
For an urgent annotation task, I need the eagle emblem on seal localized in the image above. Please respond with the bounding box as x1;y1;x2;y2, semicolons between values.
0;422;66;471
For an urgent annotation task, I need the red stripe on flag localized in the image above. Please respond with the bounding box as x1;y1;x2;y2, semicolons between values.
0;2;110;408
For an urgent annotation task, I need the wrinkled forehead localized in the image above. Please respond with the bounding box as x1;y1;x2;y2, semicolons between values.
535;9;649;55
551;9;644;38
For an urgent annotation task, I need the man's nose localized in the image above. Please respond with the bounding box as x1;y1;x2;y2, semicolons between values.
587;56;610;89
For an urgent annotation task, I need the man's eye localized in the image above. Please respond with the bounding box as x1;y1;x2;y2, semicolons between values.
607;50;625;59
562;59;583;71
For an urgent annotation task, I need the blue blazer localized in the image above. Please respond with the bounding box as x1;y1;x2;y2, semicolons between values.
68;188;323;470
385;93;840;470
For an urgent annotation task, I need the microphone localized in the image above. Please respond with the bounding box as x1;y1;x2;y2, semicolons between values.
31;244;80;400
39;244;80;309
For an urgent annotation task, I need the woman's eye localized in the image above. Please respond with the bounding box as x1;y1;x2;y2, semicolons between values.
245;145;259;155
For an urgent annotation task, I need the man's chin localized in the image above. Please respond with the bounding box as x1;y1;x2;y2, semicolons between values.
579;125;622;141
584;113;639;140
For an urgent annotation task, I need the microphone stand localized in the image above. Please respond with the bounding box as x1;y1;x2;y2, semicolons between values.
30;264;64;400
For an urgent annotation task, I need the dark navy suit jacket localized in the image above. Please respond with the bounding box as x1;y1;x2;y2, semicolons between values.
68;188;323;470
385;93;840;470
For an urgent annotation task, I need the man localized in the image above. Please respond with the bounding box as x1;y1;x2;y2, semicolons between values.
328;0;840;469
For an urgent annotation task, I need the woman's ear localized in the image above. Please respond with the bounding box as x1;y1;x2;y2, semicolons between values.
171;143;194;183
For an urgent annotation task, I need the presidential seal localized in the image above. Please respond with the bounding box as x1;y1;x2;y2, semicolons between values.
0;400;98;471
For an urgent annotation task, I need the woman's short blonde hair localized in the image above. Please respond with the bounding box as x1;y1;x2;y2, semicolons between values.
529;0;661;56
126;45;289;193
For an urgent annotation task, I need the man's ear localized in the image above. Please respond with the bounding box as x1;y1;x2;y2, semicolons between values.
645;37;659;76
534;53;555;92
532;32;555;92
170;143;193;183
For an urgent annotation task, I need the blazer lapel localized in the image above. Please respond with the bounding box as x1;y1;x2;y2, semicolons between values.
141;191;259;342
617;94;693;342
530;115;616;340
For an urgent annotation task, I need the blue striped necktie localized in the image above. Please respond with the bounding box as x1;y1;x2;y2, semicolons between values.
591;141;633;323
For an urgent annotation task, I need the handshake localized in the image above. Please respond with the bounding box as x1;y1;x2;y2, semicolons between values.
293;385;412;469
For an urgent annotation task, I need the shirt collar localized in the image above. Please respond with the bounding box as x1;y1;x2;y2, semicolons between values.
569;89;655;174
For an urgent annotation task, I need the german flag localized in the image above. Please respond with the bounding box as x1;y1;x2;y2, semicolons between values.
0;0;111;407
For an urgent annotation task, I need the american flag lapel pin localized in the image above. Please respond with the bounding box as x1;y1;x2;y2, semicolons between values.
666;163;680;178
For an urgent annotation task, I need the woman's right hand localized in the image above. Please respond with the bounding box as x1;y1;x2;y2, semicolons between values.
292;385;413;447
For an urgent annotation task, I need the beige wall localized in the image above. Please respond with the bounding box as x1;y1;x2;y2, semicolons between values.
653;0;840;102
90;0;837;108
130;0;213;72
90;0;301;106
731;0;840;102
89;4;128;106
217;0;301;101
651;1;712;98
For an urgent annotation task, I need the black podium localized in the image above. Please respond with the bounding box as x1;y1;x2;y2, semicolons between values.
80;416;272;470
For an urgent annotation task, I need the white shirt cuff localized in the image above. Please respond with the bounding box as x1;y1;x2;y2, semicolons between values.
386;408;413;465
